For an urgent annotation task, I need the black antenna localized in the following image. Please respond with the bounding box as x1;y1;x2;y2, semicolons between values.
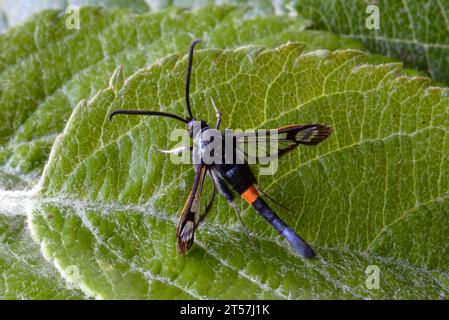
185;39;202;120
109;110;188;123
108;39;202;123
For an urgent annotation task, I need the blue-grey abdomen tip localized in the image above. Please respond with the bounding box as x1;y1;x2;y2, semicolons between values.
300;244;315;259
283;227;315;259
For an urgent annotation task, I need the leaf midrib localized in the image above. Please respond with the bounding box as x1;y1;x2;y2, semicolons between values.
30;192;449;299
2;180;445;299
33;193;289;299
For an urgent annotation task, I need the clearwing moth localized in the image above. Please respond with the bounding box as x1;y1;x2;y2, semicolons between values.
110;40;332;259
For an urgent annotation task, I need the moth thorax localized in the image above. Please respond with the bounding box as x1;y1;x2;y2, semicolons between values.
196;128;227;165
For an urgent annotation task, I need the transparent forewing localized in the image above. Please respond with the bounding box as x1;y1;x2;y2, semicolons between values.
196;170;216;225
176;165;206;254
176;165;216;254
236;129;280;164
235;124;332;163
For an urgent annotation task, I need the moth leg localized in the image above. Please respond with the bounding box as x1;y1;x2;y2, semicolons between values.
255;185;294;217
210;170;255;247
157;145;192;155
210;97;222;129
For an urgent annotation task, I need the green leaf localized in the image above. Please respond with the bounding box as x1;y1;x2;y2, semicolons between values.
0;194;85;299
0;5;366;300
32;43;449;299
0;6;363;181
0;4;370;301
148;0;289;15
0;0;150;32
292;0;449;85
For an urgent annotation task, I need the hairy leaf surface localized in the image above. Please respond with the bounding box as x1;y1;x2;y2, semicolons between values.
32;44;449;299
293;0;449;85
0;6;362;180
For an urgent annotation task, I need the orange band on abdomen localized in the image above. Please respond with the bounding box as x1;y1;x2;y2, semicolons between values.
241;185;260;205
